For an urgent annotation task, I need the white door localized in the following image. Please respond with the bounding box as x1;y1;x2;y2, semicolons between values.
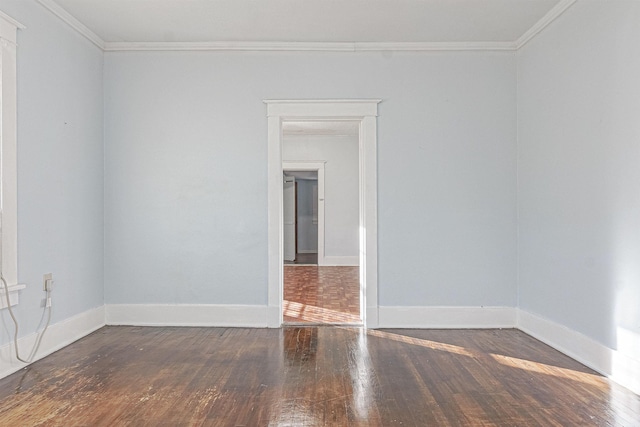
283;175;296;261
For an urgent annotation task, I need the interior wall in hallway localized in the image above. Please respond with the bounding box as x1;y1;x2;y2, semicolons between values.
284;134;359;260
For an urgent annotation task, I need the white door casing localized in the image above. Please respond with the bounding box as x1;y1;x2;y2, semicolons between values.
266;99;380;328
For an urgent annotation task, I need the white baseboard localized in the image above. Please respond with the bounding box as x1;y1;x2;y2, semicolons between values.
320;256;359;266
267;305;281;328
0;305;105;380
2;302;637;396
378;306;517;329
517;309;640;395
366;306;379;329
297;250;318;254
105;304;268;327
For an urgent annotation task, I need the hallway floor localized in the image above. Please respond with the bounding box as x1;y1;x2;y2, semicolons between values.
283;265;360;324
284;253;318;265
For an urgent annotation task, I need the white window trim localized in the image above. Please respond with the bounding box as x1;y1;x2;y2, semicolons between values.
0;11;25;309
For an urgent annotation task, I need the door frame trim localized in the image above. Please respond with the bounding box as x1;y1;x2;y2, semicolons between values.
265;99;380;328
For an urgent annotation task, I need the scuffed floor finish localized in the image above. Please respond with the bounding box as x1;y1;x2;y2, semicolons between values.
0;327;639;426
284;266;360;324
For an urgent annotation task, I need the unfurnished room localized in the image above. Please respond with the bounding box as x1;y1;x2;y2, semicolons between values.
0;0;638;425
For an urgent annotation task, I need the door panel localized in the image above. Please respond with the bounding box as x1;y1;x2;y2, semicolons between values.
283;175;296;261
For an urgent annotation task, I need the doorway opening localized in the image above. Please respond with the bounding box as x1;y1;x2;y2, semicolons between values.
266;99;380;328
282;165;324;266
282;123;360;324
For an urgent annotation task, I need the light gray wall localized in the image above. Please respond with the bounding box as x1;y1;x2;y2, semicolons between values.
296;179;318;253
104;51;517;307
517;1;640;350
284;134;359;258
0;1;104;344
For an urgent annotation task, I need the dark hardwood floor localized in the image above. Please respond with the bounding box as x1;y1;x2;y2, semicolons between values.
0;326;638;426
284;265;360;324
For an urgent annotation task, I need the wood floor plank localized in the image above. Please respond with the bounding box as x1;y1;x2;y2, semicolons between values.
0;326;638;426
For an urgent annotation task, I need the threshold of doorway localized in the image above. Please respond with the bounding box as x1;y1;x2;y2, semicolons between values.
283;322;363;327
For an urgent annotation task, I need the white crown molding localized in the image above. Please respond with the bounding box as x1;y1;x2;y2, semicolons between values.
105;41;354;52
356;41;516;52
516;0;577;49
103;40;517;52
265;99;382;105
34;1;573;53
0;10;26;30
35;0;105;50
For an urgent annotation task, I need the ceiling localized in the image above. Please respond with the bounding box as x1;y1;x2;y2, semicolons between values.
36;0;576;51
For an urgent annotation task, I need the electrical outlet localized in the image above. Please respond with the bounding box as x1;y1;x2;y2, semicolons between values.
43;273;53;291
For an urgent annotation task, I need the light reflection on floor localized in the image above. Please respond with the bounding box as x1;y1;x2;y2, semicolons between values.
269;327;640;426
367;329;607;386
283;265;360;325
283;300;361;324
